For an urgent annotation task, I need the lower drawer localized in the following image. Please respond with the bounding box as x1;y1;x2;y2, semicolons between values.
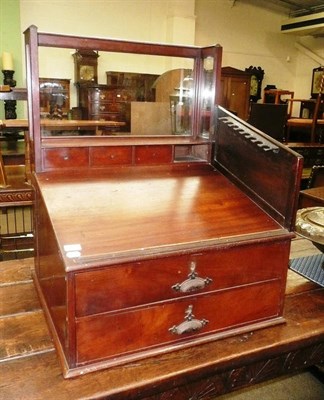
75;279;282;365
91;113;122;121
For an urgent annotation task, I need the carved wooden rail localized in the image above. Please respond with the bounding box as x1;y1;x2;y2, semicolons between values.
219;116;280;153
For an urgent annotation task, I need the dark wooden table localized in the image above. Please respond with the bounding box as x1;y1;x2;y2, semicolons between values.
0;237;323;399
299;186;324;208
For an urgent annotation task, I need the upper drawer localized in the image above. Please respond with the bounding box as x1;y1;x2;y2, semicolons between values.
90;146;132;166
89;89;114;102
43;147;89;169
89;89;127;103
74;240;290;317
90;102;126;114
134;145;173;165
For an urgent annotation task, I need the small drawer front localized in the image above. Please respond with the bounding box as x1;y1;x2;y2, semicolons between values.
90;102;109;114
75;240;289;317
91;113;121;122
90;102;125;114
76;280;282;365
43;148;89;169
90;89;114;102
134;145;173;165
90;146;133;166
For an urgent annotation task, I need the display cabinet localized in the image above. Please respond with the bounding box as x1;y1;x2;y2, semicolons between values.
24;26;302;379
39;78;70;119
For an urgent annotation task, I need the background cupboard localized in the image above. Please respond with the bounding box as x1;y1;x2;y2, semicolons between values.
220;66;252;120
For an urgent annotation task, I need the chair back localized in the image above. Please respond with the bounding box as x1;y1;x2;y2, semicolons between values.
311;72;324;138
247;103;288;142
307;165;324;188
0;148;8;187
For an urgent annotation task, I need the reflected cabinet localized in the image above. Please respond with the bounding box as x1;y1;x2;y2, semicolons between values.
77;83;131;132
24;26;302;382
76;73;158;133
39;78;70;119
220;66;251;120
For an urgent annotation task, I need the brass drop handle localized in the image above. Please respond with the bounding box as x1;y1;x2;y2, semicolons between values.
172;261;212;293
169;305;209;335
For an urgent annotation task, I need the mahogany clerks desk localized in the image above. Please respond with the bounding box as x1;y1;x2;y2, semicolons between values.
32;127;303;379
23;27;303;382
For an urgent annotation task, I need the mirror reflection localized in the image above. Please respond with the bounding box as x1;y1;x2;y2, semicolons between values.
38;48;214;138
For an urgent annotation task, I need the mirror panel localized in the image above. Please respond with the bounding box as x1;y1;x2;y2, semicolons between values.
200;57;214;138
38;47;197;137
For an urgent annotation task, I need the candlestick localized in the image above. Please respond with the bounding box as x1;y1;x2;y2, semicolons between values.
2;70;16;87
2;52;14;71
4;99;17;119
2;69;17;119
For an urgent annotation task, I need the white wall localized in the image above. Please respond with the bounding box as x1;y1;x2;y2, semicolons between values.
20;0;196;107
195;0;324;99
294;35;324;97
20;0;195;42
20;0;324;102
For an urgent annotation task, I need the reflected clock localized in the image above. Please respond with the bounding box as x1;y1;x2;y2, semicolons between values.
311;66;324;98
245;66;264;103
73;50;99;83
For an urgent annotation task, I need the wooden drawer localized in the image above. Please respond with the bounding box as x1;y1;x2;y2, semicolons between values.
89;89;114;102
75;279;282;365
43;148;89;169
90;146;133;166
134;145;173;165
91;113;122;121
74;241;289;317
90;102;126;114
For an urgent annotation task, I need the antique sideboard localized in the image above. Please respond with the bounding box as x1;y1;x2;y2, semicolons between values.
24;26;303;378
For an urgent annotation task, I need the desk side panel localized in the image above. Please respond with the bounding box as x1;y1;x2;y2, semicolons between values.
33;182;73;367
214;107;303;231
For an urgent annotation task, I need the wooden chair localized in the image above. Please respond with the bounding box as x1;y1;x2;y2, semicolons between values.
286;72;324;143
247;103;288;142
0;119;31;186
0;119;34;261
307;165;324;189
0;148;8;187
0;120;8;187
